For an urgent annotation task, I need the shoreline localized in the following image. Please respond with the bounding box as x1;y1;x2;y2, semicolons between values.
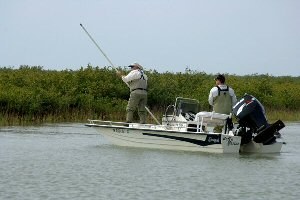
0;109;299;126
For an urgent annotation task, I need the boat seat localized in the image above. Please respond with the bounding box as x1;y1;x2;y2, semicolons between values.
195;112;230;126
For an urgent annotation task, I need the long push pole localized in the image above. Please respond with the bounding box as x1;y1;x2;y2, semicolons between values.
80;23;116;70
145;106;161;125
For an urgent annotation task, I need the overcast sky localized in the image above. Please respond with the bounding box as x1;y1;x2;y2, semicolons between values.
1;0;299;76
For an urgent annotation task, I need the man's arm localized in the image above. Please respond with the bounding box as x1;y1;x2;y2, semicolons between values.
208;87;216;106
230;88;237;105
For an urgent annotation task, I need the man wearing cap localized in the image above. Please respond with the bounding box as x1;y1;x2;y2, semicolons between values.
209;74;237;115
116;63;148;124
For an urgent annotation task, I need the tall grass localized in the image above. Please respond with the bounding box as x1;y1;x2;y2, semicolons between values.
266;109;300;123
0;65;299;126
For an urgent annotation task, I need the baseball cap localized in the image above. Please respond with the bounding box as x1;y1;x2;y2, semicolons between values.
128;62;143;70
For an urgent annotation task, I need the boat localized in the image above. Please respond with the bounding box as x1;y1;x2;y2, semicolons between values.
86;94;285;154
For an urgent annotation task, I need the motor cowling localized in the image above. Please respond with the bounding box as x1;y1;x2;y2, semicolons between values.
232;94;268;132
232;94;285;145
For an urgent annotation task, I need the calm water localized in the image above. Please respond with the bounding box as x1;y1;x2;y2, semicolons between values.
0;123;299;200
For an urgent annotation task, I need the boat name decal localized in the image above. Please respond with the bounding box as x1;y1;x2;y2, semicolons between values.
113;128;129;134
222;137;240;146
207;137;220;143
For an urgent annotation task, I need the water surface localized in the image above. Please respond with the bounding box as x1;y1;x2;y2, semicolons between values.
0;123;299;200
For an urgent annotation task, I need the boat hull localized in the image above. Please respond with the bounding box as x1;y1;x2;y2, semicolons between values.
240;140;283;153
87;124;241;154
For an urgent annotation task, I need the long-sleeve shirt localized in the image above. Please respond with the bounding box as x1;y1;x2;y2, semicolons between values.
208;84;237;106
121;69;148;94
121;69;148;83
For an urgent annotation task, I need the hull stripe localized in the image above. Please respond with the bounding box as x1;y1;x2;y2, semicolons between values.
143;133;221;146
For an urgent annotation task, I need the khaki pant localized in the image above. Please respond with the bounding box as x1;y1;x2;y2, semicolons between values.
126;93;147;124
213;125;224;133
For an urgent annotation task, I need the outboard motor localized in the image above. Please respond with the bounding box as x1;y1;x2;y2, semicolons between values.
232;94;285;145
233;94;268;131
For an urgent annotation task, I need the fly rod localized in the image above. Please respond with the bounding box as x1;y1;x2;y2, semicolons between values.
80;23;116;70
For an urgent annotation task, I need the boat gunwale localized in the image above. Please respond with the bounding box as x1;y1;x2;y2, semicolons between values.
85;122;228;136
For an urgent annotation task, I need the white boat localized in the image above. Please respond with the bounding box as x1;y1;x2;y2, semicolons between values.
86;95;285;154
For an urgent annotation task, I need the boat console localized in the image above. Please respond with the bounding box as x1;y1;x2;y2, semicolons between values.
162;97;232;133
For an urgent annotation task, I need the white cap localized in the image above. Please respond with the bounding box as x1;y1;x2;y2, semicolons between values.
128;62;143;70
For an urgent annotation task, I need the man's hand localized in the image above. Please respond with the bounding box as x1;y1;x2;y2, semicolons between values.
116;70;123;77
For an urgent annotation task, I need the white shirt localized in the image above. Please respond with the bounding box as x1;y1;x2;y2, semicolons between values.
121;69;148;84
208;84;237;106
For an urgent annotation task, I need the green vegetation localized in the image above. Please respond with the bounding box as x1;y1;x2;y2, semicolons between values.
0;65;299;126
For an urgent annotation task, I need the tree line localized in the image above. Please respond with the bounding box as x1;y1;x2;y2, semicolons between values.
0;65;299;125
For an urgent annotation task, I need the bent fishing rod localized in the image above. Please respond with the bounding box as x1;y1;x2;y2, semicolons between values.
80;23;116;70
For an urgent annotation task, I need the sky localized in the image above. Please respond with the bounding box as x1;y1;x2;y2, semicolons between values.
1;0;299;76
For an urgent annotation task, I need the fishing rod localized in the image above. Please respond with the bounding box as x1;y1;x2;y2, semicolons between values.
80;23;116;70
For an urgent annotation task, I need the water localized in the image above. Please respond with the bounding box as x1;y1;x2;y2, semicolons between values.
0;123;299;200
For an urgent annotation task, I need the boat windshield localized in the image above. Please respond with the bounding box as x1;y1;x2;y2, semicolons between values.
174;97;200;116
